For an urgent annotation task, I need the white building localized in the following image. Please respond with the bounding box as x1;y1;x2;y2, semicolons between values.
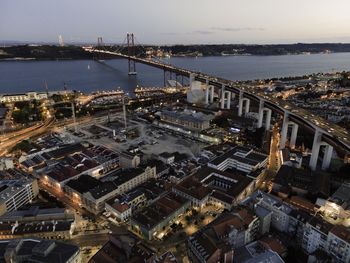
302;216;333;254
242;191;293;233
187;80;206;104
105;202;132;222
119;151;140;168
65;166;156;214
0;92;48;103
0;158;14;171
327;225;350;263
158;152;175;165
0;179;39;216
208;146;268;174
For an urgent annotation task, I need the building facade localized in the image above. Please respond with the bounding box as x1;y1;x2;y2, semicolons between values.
0;179;39;216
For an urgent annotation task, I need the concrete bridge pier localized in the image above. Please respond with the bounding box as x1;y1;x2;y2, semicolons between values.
257;100;272;130
220;84;225;109
205;85;215;105
238;97;250;117
280;114;299;149
309;129;334;171
221;91;232;109
258;108;272;130
205;79;209;105
280;112;289;149
289;123;299;149
189;73;195;86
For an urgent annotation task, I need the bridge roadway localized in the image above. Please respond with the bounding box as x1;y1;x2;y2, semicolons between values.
87;48;350;154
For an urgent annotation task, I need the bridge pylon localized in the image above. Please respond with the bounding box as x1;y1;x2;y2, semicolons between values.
94;37;105;61
127;33;137;75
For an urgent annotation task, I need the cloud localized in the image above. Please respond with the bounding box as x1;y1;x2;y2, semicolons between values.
211;27;265;32
192;30;215;35
162;30;215;36
160;32;181;35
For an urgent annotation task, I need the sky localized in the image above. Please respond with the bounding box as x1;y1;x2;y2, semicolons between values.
1;0;350;45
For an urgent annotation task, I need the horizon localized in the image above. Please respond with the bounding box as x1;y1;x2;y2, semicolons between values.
2;40;350;46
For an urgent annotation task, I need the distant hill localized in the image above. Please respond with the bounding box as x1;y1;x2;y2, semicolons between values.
160;43;350;56
1;43;350;60
0;45;91;60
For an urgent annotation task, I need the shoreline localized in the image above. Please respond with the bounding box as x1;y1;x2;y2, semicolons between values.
1;51;350;62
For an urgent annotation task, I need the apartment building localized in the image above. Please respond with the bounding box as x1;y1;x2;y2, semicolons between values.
0;179;39;216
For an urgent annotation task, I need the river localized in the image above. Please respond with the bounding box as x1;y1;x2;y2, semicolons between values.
1;52;350;94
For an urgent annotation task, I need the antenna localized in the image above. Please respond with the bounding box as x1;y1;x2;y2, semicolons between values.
122;96;128;130
44;80;49;97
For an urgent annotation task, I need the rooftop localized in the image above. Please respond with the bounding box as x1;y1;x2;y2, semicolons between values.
242;190;294;215
308;216;333;234
65;174;99;194
210;146;268;167
0;238;79;263
0;180;34;204
0;206;67;221
330;182;350;208
330;225;350;244
174;166;253;204
131;192;189;230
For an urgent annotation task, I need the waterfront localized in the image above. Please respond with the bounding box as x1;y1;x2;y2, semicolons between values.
1;52;350;94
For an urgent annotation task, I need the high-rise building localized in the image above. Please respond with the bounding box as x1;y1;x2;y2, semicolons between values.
58;35;64;47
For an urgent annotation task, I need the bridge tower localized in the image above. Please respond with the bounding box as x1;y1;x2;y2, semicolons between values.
94;37;104;61
97;37;103;47
127;33;137;75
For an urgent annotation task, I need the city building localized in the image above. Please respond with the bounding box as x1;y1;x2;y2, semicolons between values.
0;179;39;216
233;240;285;263
173;166;255;210
187;208;262;263
327;225;350;263
89;231;156;263
317;182;350;221
287;209;313;245
152;252;178;263
272;165;330;198
215;208;260;249
119;151;140;168
39;144;119;188
157;109;214;132
130;192;190;240
0;206;75;239
242;191;294;233
208;145;268;176
158;152;175;164
280;148;303;168
0;238;80;263
0;92;48;103
106;201;131;222
187;80;207;104
105;178;166;222
0;158;14;171
65;166;156;214
302;216;333;254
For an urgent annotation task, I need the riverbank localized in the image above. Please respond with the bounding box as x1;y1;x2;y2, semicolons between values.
2;43;350;60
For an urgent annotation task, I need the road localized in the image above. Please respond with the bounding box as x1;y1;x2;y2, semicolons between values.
262;124;281;191
39;181;94;218
0;117;55;155
70;232;110;247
